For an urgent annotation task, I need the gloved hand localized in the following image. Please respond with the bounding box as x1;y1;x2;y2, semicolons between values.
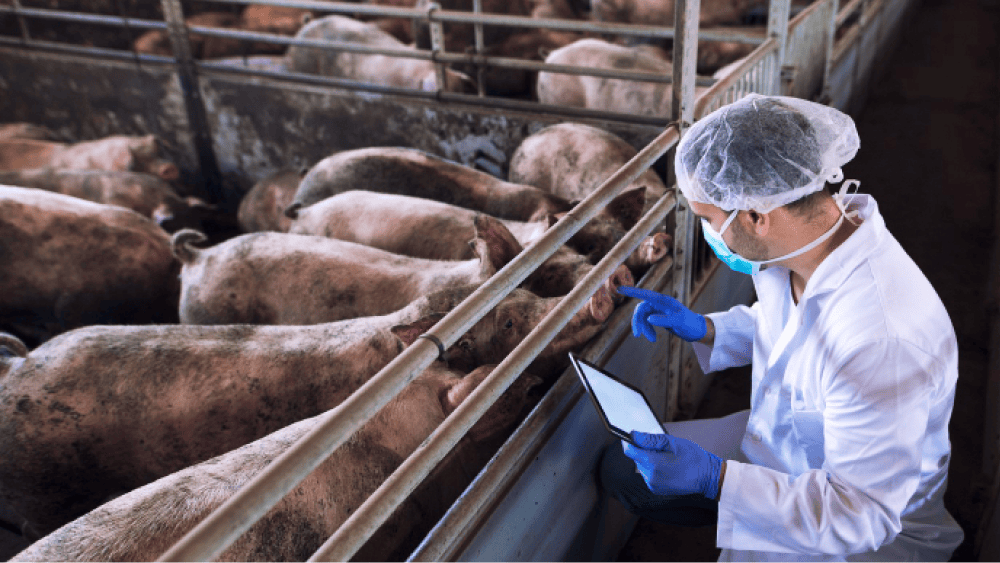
623;431;724;499
616;286;707;343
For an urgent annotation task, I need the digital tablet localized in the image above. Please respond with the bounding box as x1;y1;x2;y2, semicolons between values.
568;352;666;445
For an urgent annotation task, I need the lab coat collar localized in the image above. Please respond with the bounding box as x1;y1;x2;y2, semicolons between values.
756;194;883;303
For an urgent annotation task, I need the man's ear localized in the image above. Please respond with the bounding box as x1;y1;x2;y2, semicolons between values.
746;210;770;236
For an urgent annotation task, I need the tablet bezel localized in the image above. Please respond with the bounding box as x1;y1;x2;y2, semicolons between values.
568;352;665;445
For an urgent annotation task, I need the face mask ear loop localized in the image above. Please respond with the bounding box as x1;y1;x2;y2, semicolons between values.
718;209;739;236
834;180;862;226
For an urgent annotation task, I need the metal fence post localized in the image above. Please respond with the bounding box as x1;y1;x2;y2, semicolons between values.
10;0;31;43
668;0;699;420
160;0;224;207
472;0;486;96
426;2;449;92
768;0;791;95
820;0;837;102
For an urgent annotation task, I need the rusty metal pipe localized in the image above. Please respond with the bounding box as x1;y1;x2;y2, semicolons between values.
0;6;164;29
0;35;173;63
308;129;681;562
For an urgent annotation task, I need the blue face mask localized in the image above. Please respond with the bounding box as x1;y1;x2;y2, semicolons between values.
701;208;847;276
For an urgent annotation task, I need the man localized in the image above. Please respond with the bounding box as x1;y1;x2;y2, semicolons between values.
603;94;964;561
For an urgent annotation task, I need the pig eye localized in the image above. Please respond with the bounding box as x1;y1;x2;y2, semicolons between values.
459;340;472;350
503;319;514;330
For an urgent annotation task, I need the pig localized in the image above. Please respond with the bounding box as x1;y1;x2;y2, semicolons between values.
0;169;214;232
0;134;180;181
0;123;65;142
288;147;573;223
133;12;245;59
0;282;606;535
288;191;635;297
537;38;710;117
409;0;581;95
240;4;314;38
285;15;475;93
11;364;541;562
236;168;303;233
0;186;180;348
509;122;668;204
507;122;674;271
590;0;764;28
173;217;536;324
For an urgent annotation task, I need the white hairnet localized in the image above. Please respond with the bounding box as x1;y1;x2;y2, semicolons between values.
675;93;860;213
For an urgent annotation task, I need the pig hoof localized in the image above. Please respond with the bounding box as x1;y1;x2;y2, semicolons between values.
171;229;208;263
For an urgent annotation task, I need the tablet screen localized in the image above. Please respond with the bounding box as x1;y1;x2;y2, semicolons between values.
571;356;665;440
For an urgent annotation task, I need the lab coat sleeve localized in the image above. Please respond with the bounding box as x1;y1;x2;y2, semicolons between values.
691;302;759;374
716;339;936;555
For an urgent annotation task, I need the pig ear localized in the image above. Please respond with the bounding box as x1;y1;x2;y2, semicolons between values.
606;187;647;228
0;332;28;358
442;365;491;414
390;314;444;347
472;214;522;273
461;368;545;440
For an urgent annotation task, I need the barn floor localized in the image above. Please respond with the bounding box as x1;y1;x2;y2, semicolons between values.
616;0;1000;560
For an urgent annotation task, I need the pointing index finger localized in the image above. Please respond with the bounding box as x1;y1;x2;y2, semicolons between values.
616;286;663;301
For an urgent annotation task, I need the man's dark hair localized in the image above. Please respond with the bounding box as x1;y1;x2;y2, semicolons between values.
783;188;830;221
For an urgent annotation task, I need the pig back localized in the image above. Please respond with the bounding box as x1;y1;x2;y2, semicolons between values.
0;319;408;536
291;147;570;222
0;186;180;337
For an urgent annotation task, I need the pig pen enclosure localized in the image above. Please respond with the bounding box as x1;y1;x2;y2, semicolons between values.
0;0;918;560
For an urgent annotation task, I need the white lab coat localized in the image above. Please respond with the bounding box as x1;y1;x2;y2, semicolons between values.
689;194;964;561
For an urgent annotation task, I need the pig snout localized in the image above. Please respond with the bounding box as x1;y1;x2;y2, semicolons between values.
587;285;614;322
638;232;672;265
603;264;634;303
154;160;180;182
284;202;302;219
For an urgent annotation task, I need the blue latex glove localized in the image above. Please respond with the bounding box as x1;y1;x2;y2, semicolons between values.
616;286;707;343
622;431;724;499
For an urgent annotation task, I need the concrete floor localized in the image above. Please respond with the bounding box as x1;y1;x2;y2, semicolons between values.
617;0;1000;560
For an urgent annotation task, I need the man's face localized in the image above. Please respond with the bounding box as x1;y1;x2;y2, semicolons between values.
688;200;770;262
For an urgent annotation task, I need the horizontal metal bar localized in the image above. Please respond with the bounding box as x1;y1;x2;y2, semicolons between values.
201;0;765;43
694;36;778;117
0;1;764;44
195;62;678;126
0;6;165;30
309;127;682;562
408;204;678;562
0;34;174;63
156;116;680;563
190;25;717;87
